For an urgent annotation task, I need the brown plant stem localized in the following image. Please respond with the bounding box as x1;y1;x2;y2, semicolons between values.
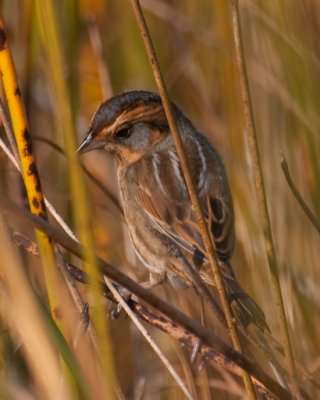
230;0;299;397
129;0;256;397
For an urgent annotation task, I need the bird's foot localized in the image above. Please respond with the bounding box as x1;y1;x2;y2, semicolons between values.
107;274;163;319
108;286;131;319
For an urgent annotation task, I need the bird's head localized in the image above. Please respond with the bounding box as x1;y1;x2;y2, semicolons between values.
77;90;171;165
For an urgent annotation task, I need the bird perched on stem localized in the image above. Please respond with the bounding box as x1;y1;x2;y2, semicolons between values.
78;90;268;332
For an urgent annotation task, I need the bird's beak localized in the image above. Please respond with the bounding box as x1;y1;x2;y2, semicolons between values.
77;129;97;154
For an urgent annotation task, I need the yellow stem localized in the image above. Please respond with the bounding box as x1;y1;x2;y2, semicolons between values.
0;11;61;326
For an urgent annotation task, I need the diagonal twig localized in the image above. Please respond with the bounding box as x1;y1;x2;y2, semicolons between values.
0;195;293;400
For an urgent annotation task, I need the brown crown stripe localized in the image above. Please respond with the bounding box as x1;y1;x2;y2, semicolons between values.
124;104;164;122
106;104;165;135
115;96;161;116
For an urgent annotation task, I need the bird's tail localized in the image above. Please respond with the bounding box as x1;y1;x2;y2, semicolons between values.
223;275;270;332
221;268;289;387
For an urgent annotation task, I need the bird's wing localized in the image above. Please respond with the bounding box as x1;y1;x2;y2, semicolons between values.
135;133;235;270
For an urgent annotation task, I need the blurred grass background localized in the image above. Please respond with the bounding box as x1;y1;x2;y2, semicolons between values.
1;0;320;398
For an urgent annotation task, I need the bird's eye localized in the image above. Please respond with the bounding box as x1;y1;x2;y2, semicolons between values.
114;127;131;140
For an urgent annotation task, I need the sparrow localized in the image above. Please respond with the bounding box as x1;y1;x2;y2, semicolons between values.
78;90;268;331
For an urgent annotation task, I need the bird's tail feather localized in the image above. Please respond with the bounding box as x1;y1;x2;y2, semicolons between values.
221;271;288;387
223;276;270;332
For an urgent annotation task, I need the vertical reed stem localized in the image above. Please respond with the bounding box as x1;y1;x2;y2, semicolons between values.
129;1;257;397
35;1;119;397
230;1;298;397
